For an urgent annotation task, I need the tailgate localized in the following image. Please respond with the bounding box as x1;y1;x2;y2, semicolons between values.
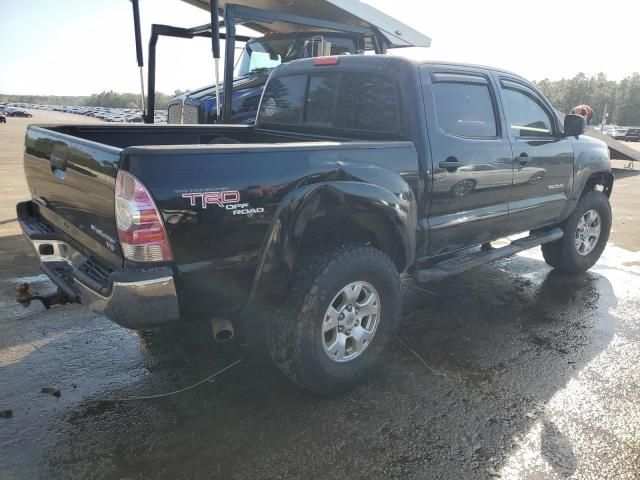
23;126;123;268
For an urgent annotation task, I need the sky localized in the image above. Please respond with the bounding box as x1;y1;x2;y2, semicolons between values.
1;0;639;96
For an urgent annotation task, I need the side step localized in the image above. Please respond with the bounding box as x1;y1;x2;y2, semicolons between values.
412;228;564;283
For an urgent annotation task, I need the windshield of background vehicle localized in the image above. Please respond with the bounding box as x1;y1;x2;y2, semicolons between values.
236;35;358;77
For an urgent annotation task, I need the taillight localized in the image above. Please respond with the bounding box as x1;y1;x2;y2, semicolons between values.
115;171;173;262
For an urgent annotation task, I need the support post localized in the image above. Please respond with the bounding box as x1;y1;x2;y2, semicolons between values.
222;4;236;123
371;30;386;54
210;0;221;120
146;28;158;124
131;0;146;118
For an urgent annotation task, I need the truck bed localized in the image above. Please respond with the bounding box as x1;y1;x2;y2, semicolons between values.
22;123;418;320
42;123;318;148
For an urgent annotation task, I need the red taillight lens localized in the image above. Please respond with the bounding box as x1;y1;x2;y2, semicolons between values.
115;171;173;262
313;56;339;66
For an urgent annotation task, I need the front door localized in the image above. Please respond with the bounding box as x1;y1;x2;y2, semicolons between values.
495;76;574;234
420;67;514;256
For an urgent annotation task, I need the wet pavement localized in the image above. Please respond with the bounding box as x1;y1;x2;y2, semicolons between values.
1;233;639;479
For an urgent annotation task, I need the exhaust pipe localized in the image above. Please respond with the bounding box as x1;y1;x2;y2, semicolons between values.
211;318;235;342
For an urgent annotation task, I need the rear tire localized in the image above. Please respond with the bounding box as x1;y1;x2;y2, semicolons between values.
268;245;401;396
542;190;611;273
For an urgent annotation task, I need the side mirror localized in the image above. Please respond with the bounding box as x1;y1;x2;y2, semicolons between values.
564;114;586;137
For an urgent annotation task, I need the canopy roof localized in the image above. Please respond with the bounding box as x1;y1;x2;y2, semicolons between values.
180;0;431;48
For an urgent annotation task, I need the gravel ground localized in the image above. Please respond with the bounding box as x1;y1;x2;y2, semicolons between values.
1;111;639;479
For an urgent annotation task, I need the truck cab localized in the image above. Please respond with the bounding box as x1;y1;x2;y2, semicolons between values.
167;31;364;125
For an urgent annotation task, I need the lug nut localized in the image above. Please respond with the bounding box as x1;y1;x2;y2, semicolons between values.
339;326;343;332
346;305;353;312
339;313;345;320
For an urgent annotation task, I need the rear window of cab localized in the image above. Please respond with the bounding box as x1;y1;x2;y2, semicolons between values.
258;71;398;134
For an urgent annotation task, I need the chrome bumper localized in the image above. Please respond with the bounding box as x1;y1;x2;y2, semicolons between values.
29;239;180;330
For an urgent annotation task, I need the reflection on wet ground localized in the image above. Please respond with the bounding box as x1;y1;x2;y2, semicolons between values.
1;240;639;479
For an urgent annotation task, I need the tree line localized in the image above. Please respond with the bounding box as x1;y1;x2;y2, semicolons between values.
0;90;185;110
535;72;640;126
4;73;640;125
81;90;186;110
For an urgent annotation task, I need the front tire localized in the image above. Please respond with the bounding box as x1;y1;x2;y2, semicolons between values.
268;246;401;396
542;190;612;273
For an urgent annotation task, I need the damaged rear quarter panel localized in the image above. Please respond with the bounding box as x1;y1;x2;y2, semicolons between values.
123;142;419;321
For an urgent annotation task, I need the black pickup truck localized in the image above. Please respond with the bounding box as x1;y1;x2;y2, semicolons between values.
18;55;613;395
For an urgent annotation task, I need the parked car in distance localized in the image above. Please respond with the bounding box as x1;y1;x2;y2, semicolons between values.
6;109;32;118
0;102;157;123
602;125;628;140
624;127;640;141
17;55;613;396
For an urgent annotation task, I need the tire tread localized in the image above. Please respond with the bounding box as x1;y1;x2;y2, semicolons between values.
268;245;400;395
542;190;611;273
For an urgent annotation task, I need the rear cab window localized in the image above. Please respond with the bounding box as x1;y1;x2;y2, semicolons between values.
258;70;399;137
259;74;307;125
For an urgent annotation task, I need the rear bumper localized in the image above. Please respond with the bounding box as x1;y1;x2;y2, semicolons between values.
18;201;180;329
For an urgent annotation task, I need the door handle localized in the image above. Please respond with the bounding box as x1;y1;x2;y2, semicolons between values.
515;153;530;165
49;153;67;179
49;153;67;170
439;157;466;172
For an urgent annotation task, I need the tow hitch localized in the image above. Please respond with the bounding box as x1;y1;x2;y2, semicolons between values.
16;283;72;310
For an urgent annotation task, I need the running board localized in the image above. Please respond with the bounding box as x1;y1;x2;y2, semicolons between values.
412;228;564;283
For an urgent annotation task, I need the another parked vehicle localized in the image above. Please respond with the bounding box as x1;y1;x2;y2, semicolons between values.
624;127;640;142
7;109;32;118
168;32;366;125
603;125;628;140
17;56;613;395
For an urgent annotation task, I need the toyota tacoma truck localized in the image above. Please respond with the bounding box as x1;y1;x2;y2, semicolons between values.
17;55;613;395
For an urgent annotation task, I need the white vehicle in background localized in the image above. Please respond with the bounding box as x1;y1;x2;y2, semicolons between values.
602;125;628;140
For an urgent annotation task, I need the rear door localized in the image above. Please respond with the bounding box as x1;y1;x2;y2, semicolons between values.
420;66;514;256
496;76;574;234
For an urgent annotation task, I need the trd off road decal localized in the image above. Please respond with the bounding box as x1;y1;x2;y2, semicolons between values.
181;190;264;216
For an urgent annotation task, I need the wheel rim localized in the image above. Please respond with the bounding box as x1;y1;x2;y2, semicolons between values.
321;281;381;363
575;209;602;256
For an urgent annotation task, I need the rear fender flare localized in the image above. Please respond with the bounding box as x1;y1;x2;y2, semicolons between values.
245;181;417;311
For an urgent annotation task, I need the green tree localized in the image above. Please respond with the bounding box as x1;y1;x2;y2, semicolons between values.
535;72;640;125
615;73;640;125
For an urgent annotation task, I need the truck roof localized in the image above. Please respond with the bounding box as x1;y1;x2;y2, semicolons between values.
180;0;431;48
273;54;523;80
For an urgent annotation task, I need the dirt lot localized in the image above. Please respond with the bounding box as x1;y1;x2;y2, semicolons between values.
0;110;103;233
1;111;639;479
